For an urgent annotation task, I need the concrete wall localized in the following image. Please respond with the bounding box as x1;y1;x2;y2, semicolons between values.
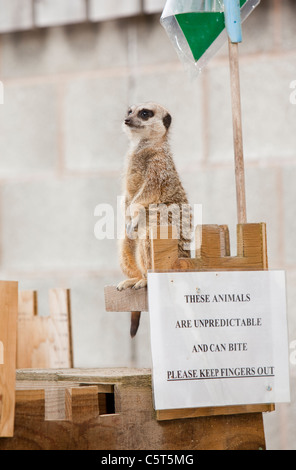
0;0;295;449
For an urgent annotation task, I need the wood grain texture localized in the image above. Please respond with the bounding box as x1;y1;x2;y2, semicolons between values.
0;368;266;450
150;225;179;271
0;281;18;437
104;285;148;312
17;289;73;369
65;386;100;422
172;223;268;272
228;39;247;225
156;403;275;421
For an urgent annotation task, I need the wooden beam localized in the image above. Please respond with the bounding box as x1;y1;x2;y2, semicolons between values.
156;403;275;421
0;281;18;437
65;386;99;423
104;285;148;312
150;225;179;271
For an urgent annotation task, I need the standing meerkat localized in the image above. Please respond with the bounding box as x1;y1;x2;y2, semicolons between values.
117;102;191;337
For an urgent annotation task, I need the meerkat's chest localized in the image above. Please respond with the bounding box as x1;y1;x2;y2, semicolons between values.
125;167;145;197
125;156;148;197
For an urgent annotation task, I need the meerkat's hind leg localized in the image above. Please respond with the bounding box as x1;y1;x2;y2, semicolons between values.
132;238;149;290
117;277;141;291
117;237;143;291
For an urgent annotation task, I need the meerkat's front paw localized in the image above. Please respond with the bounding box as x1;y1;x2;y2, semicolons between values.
132;278;147;290
117;278;140;291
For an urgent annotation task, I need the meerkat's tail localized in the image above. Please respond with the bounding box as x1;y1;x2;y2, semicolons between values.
130;311;141;338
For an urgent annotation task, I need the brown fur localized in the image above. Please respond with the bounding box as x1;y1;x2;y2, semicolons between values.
117;102;191;337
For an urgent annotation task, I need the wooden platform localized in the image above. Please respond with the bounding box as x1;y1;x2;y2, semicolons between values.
0;368;267;450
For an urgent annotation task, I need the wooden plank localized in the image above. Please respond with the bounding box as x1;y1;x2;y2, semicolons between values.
65;386;99;423
65;384;115;422
150;225;179;271
200;225;229;258
173;255;265;272
14;377;114;422
156;403;275;421
174;223;267;271
15;390;45;419
104;285;148;312
15;367;152;386
17;289;73;369
0;281;18;437
237;223;268;268
49;288;73;368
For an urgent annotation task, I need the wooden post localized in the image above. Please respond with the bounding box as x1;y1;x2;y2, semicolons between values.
228;39;247;225
224;0;247;224
0;281;18;437
17;289;73;369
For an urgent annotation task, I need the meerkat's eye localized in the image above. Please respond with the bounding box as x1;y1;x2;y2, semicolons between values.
138;109;154;120
127;109;132;115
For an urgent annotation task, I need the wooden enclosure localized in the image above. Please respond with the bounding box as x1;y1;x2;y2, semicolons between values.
0;368;267;450
0;223;274;449
0;287;73;439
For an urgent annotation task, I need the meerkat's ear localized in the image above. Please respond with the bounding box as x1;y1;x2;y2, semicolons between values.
163;113;172;130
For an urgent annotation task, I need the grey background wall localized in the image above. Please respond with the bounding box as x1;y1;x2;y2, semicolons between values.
0;0;295;449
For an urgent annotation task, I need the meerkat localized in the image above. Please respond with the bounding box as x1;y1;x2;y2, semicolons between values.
117;102;191;337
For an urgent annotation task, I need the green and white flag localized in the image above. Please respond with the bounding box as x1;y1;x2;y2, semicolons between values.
161;0;260;75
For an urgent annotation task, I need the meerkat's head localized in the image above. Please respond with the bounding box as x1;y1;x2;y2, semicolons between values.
123;102;172;143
